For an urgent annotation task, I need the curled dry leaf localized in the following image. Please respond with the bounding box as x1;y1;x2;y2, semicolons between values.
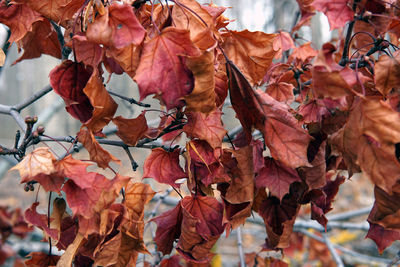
77;127;121;169
113;112;148;146
134;27;201;110
142;148;187;188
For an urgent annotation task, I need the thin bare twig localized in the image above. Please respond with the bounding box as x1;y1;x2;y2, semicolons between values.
237;227;246;267
108;90;151;107
322;233;344;267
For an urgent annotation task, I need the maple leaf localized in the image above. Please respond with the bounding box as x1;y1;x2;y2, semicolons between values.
226;61;312;168
214;69;228;107
177;196;224;263
256;157;301;200
77;127;121;169
222;146;254;204
86;3;145;49
266;82;295;105
299;139;327;190
14;19;61;64
11;147;56;183
83;70;118;133
24;202;58;240
312;0;354;30
357;135;400;194
222;30;277;86
298;99;330;124
273;31;296;59
134;27;201;110
106;43;142;79
375;51;400;96
184;51;217;113
123;182;155;239
288;42;317;62
143;148;187;188
0;1;42;43
20;0;85;23
54;155;92;188
369;185;400;230
294;0;315;31
366;222;400;253
172;0;217;50
152;203;183;255
113;112;148;146
25;252;60;267
183;109;227;149
49;60;93;123
56;233;85;267
71;34;104;68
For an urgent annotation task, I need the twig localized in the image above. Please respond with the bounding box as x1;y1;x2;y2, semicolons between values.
108;90;151;107
13;85;53;112
237;227;246;267
327;206;372;221
339;0;361;66
122;146;138;171
298;228;392;265
322;233;344;267
387;251;400;267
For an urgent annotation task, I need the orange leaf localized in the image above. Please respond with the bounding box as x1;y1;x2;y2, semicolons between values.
77;127;121;169
222;30;277;86
113;112;148;146
83;70;118;133
11;147;56;182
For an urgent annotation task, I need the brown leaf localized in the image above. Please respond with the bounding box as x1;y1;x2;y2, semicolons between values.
143;148;187;188
22;0;85;23
56;233;85;267
172;0;217;50
77;127;121;169
184;51;216;113
255;89;312;168
224;146;254;204
24;202;58;240
374;51;400;96
134;27;201;110
25;252;60;267
83;70;118;133
312;0;354;30
0;2;42;43
222;30;277;86
106;43;142;79
288;42;317;62
14;19;61;64
113;112;148;146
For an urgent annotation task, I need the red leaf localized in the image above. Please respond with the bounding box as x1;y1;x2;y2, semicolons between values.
177;196;224;263
366;222;400;253
49;60;93;123
160;255;183;267
86;3;145;49
312;0;354;30
134;27;201;110
24;202;58;240
152;203;183;255
256;157;301;200
72;34;104;68
113;112;149;146
14;19;61;64
0;2;42;43
143;148;187;188
183;109;227;149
